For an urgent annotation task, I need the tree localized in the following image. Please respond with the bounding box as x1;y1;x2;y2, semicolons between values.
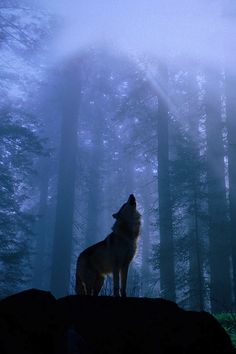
223;0;236;310
141;165;153;297
225;72;236;308
0;108;45;297
32;157;50;289
173;69;205;311
157;63;176;302
50;63;81;298
0;0;55;297
205;68;232;312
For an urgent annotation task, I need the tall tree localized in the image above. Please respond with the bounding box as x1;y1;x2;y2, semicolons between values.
223;0;236;310
0;0;56;297
141;165;152;297
186;71;204;311
225;73;236;307
157;63;176;301
205;69;232;312
50;63;81;297
84;109;104;247
33;157;50;289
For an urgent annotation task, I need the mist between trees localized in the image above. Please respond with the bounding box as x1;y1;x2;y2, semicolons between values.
1;0;236;314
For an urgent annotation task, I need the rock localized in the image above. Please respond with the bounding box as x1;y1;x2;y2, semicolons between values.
0;289;235;354
0;289;56;354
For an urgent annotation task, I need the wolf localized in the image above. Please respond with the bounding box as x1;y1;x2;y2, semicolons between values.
75;194;141;297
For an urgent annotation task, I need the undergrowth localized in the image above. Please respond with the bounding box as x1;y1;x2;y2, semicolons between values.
215;313;236;348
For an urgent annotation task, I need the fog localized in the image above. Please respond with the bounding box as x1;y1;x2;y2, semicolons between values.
1;0;236;314
41;0;236;72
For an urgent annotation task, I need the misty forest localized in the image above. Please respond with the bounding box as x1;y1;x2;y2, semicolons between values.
1;0;236;315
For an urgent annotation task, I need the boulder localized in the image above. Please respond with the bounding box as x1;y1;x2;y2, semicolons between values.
0;289;235;354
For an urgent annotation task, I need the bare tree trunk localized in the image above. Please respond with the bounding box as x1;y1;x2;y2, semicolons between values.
84;110;104;247
50;64;80;298
187;71;204;311
189;183;204;311
157;64;176;302
141;181;151;297
33;158;50;289
205;69;232;312
226;73;236;309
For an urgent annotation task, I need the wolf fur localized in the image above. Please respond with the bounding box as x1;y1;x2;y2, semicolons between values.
75;194;141;297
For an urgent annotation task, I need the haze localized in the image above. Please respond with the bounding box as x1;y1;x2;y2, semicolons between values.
41;0;236;73
1;0;236;316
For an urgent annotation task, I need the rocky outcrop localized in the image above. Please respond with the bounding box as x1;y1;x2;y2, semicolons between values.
0;289;235;354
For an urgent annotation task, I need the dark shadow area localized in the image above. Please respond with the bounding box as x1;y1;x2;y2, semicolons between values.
0;289;235;354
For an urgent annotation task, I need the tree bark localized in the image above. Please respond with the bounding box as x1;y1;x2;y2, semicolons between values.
141;177;151;297
225;73;236;308
205;69;232;312
188;183;204;311
187;71;204;311
33;158;50;289
84;109;104;247
50;64;80;297
157;64;176;302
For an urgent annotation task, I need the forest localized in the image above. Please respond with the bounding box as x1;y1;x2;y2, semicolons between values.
1;0;236;316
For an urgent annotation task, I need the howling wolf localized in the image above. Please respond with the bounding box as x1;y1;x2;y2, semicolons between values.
75;194;141;297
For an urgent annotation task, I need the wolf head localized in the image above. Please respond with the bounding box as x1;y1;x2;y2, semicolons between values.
112;194;141;236
112;194;136;220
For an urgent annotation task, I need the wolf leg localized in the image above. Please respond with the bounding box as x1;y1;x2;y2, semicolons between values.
80;270;96;296
93;274;105;296
75;275;86;295
121;264;129;297
113;266;120;296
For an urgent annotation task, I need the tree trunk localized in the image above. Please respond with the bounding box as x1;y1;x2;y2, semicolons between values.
84;110;104;247
33;158;50;289
225;73;236;308
141;179;151;297
50;64;80;298
84;183;100;247
205;69;232;312
157;64;176;302
187;71;204;311
188;183;204;311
